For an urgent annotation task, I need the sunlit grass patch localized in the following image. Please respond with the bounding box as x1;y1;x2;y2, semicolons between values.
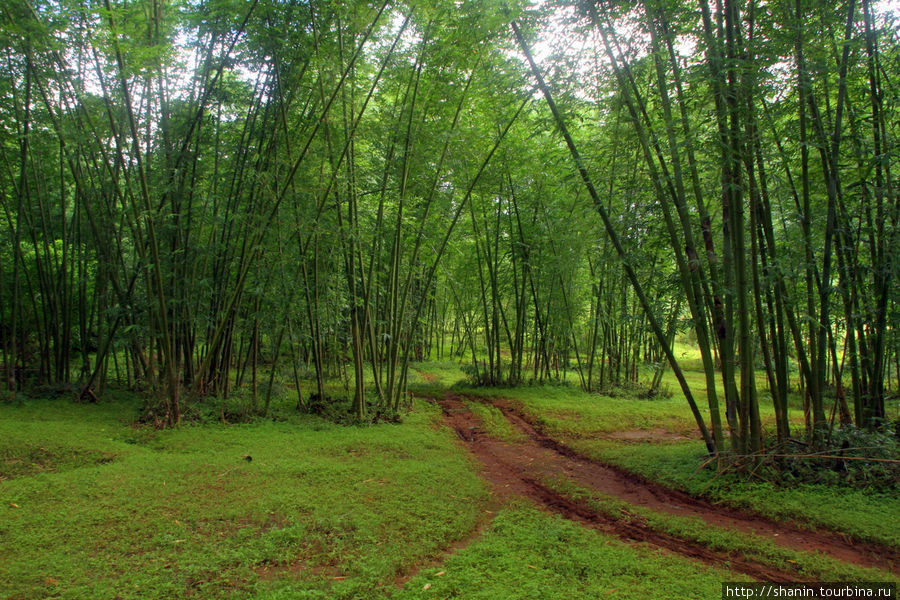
407;360;468;392
465;400;528;443
461;383;700;437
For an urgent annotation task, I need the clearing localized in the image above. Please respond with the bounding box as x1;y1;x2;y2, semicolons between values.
1;373;897;599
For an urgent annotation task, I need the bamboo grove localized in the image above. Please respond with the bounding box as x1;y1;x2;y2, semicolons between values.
0;0;897;456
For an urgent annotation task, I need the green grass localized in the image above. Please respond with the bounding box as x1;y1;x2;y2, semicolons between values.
0;442;117;479
407;360;467;393
0;387;755;600
4;356;895;598
544;477;898;584
0;393;487;599
459;384;701;436
464;400;528;443
572;439;900;549
456;378;900;550
393;504;746;600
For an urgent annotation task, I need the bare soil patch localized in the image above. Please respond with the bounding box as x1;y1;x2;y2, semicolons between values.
412;367;439;383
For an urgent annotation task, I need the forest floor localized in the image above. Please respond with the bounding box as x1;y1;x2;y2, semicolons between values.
1;364;898;599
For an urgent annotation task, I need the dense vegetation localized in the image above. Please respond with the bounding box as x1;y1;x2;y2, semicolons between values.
1;0;897;460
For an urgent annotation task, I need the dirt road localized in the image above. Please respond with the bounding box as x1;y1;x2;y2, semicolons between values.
437;393;899;580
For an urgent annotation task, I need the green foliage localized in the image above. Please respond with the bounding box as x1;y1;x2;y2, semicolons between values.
755;426;900;492
1;0;899;587
3;0;897;444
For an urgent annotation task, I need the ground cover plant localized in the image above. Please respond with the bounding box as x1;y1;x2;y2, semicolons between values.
574;438;900;549
543;478;896;584
0;387;787;600
392;505;745;600
3;364;898;597
1;393;489;599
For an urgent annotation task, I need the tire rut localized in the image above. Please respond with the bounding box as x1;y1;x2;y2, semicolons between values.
524;476;798;582
437;393;898;580
491;399;899;576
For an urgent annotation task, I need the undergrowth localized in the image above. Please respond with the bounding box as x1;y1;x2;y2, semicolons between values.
748;426;900;492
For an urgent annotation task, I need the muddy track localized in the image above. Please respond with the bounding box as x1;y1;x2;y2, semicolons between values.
523;476;799;582
437;393;898;580
492;399;900;575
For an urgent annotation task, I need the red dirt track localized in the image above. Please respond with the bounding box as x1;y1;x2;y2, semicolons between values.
437;393;899;580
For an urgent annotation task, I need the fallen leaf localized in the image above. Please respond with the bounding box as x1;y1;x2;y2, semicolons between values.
423;583;431;590
44;578;58;586
9;503;19;508
435;571;445;576
527;565;537;569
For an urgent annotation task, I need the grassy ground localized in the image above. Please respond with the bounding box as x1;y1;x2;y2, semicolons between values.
415;355;899;550
571;439;900;549
393;505;744;600
2;352;895;598
1;386;752;600
544;478;894;583
0;392;487;599
464;400;529;443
